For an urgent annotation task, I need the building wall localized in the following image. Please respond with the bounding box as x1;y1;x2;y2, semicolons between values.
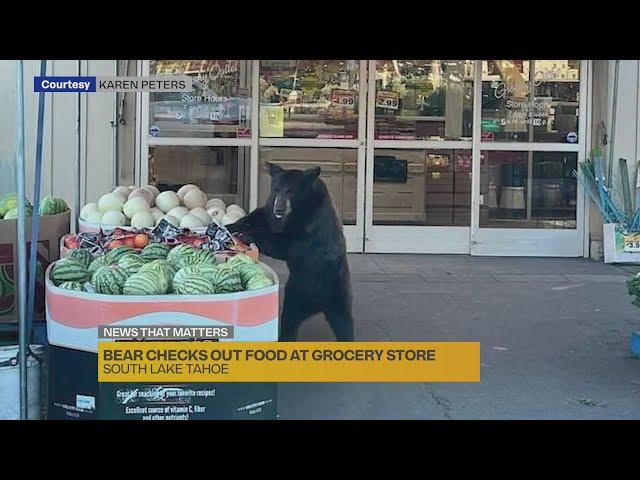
0;60;117;231
2;60;635;254
587;61;640;249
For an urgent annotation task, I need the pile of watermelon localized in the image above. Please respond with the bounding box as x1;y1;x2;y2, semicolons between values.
0;193;69;220
49;242;274;296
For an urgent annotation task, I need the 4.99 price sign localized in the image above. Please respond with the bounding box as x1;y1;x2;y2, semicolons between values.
330;89;355;108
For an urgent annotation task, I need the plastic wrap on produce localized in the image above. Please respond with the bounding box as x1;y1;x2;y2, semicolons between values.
150;219;183;244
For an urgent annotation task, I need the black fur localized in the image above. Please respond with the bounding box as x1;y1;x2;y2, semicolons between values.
228;164;354;342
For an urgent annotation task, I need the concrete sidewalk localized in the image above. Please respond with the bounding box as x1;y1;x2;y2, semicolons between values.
262;254;640;419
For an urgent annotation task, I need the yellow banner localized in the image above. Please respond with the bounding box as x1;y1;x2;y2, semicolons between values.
99;342;480;383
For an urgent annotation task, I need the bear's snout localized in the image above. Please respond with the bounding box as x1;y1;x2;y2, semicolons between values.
273;195;292;219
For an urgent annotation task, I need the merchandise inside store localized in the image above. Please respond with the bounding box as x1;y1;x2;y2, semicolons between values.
142;59;587;256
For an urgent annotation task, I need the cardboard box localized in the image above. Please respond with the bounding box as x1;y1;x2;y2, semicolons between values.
48;345;278;420
603;223;640;264
0;211;70;323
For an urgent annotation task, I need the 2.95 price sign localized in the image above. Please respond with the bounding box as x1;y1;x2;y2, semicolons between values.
624;233;640;252
330;89;355;108
376;91;400;110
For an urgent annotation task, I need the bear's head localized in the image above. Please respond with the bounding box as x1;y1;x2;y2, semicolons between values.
266;162;321;231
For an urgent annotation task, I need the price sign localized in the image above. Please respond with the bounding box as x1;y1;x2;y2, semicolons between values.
376;91;399;110
624;233;640;252
330;89;355;108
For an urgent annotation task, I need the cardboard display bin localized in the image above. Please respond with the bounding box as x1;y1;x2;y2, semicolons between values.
45;260;279;420
0;211;70;323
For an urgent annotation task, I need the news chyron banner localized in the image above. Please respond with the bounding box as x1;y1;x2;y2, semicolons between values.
99;336;480;383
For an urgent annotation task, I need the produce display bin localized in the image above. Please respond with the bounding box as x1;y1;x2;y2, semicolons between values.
0;211;70;324
603;223;640;264
45;261;279;420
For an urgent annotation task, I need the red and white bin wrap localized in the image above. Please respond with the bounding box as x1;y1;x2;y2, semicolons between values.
45;263;279;353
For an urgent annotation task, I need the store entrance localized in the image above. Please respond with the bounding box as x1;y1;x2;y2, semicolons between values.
362;60;588;256
363;60;474;254
138;59;589;256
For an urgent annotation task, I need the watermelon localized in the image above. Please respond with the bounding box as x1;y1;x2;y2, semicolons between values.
88;254;109;276
139;260;176;291
192;248;216;266
194;264;218;283
105;245;136;264
167;244;198;268
226;253;255;267
209;266;242;293
3;205;33;219
40;196;69;215
91;265;128;295
58;281;85;292
172;266;201;291
236;263;266;287
68;248;93;269
140;243;171;261
50;258;88;286
245;273;274;290
173;272;215;295
118;254;146;275
0;193;32;218
123;270;168;295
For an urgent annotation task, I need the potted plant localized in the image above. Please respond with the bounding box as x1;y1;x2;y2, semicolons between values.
625;273;640;358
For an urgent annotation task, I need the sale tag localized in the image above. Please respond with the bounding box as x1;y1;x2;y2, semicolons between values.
330;89;355;108
624;233;640;252
376;91;400;110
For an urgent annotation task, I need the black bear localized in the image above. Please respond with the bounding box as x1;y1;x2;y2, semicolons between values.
228;163;354;342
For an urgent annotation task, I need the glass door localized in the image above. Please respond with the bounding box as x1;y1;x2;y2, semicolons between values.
470;60;589;256
364;60;475;253
257;60;367;252
140;60;253;213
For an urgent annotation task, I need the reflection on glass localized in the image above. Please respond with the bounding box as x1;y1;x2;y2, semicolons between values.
258;147;357;225
149;60;251;138
481;60;580;143
374;60;474;141
259;60;359;139
479;150;577;229
372;149;471;226
149;146;250;210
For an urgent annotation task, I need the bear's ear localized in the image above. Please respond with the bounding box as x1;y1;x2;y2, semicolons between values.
268;162;283;177
304;166;321;181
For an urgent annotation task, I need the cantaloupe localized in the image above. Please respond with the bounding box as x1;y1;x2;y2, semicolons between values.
183;189;207;209
155;190;180;213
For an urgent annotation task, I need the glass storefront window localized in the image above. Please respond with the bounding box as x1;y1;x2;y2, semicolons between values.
149;60;251;138
149;145;250;210
259;60;360;139
374;60;474;141
372;149;472;226
258;147;358;225
479;150;577;229
481;60;580;143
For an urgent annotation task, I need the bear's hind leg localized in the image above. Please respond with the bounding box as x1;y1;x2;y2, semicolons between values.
279;294;315;342
324;306;354;342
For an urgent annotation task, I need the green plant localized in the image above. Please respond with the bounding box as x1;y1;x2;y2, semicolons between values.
626;273;640;308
